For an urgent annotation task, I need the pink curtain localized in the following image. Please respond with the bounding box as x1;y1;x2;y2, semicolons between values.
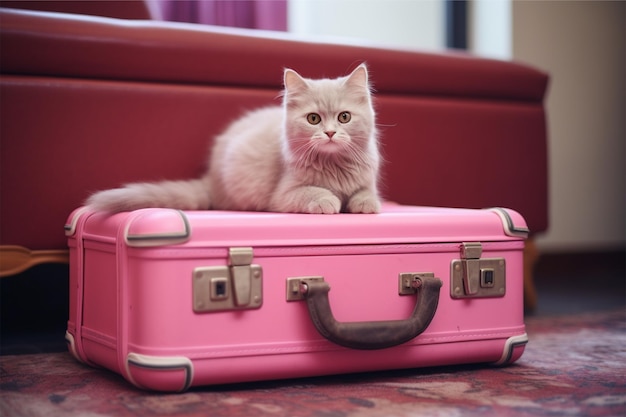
156;0;287;31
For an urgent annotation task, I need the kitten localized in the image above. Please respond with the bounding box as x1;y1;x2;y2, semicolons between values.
86;64;381;214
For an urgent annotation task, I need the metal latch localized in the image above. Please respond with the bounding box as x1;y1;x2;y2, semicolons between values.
193;247;263;313
451;242;506;299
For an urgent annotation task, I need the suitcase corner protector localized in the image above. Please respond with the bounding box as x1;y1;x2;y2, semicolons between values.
126;353;194;392
487;207;530;238
124;209;191;247
494;333;529;366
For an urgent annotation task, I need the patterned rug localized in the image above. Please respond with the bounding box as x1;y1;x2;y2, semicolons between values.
1;309;625;417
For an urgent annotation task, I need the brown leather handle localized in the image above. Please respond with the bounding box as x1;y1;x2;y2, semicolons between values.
303;276;442;350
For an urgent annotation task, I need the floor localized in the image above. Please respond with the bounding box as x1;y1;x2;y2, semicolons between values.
2;309;624;417
1;250;624;355
1;251;624;417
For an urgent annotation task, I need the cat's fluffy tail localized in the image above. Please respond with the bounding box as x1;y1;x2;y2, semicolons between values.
86;177;211;212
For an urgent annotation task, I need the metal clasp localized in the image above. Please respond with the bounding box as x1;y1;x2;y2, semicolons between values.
460;242;483;295
229;247;254;307
451;242;506;299
193;247;263;313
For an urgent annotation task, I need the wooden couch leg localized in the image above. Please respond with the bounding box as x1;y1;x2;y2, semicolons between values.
523;238;539;313
0;245;69;277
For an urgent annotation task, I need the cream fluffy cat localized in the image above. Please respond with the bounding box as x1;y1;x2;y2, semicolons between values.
86;64;381;214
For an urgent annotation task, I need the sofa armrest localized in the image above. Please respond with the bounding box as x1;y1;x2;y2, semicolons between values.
0;0;153;19
0;8;549;251
0;8;547;101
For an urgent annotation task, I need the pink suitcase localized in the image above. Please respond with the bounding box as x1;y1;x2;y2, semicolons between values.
65;204;529;391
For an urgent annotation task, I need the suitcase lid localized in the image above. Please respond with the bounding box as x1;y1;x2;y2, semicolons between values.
67;204;528;248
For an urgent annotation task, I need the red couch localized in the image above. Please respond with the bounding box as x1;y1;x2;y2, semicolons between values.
0;7;548;297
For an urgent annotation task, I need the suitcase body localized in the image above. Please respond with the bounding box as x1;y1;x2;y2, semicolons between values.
65;204;529;391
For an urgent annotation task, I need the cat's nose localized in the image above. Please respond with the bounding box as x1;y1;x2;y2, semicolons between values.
325;131;336;139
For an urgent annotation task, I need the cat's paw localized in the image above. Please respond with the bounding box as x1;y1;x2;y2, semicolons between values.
306;194;342;214
347;191;381;214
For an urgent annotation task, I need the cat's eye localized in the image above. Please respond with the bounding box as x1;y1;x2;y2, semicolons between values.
307;113;321;125
338;111;351;123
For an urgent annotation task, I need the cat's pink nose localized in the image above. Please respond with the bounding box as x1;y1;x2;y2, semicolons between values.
325;131;336;139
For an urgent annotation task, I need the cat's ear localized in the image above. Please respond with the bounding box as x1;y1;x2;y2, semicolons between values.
284;68;308;93
345;64;369;89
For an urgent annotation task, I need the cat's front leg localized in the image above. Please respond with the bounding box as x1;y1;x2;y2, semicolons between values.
347;188;381;214
272;186;341;214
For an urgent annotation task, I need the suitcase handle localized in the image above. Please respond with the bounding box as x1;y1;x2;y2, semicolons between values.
302;275;442;350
